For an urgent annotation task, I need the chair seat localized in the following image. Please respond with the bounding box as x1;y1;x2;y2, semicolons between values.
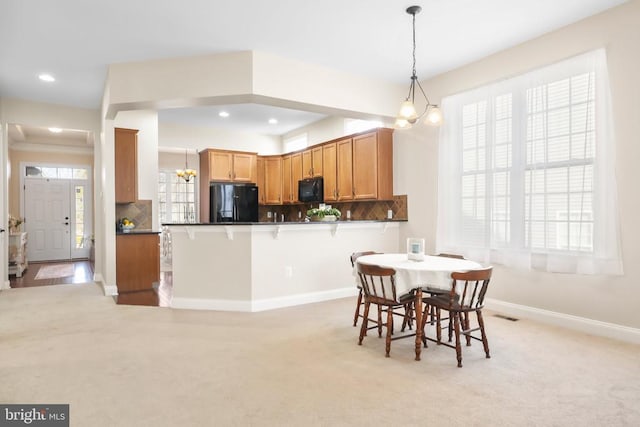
423;295;483;313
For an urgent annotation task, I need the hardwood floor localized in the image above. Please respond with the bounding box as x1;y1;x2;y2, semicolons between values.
9;260;94;288
10;259;173;308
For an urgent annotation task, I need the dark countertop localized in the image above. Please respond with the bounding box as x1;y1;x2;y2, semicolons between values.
116;229;161;235
162;219;407;226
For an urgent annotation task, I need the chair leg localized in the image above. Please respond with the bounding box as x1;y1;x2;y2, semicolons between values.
385;305;393;357
358;302;370;345
353;289;363;327
454;312;463;368
377;305;383;337
477;310;491;359
464;312;472;346
420;303;429;348
402;303;413;331
435;308;442;344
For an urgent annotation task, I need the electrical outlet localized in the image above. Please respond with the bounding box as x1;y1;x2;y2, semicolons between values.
267;212;272;218
285;266;293;278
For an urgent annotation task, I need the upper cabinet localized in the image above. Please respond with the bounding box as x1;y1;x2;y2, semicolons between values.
257;127;394;206
322;142;338;202
352;128;393;200
256;157;266;205
205;149;257;183
325;128;393;201
281;153;304;204
263;156;283;205
336;138;354;201
302;146;323;178
115;127;138;203
282;155;293;204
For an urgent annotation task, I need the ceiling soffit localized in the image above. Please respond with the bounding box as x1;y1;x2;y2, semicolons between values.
105;50;404;121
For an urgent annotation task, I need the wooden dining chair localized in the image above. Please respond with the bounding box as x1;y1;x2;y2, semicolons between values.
421;267;493;367
356;263;416;357
350;251;380;327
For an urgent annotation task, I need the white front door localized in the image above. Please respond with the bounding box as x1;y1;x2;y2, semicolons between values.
25;178;72;261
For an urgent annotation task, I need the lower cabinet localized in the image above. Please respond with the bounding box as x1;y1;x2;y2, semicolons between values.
116;233;160;296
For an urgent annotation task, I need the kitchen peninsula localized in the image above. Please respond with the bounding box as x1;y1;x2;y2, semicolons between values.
165;221;401;312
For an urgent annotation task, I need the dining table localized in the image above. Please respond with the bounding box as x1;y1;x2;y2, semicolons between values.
355;253;483;361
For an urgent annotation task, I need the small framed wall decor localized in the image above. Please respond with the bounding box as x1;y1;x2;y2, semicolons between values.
407;237;425;261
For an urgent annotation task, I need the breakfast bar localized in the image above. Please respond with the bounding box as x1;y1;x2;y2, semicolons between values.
166;221;401;312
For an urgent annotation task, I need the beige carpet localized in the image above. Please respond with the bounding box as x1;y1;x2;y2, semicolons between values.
1;284;639;426
34;263;75;280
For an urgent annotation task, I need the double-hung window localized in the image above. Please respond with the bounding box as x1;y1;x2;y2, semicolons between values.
437;49;622;275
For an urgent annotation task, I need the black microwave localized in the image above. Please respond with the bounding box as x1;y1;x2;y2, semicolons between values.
298;177;324;203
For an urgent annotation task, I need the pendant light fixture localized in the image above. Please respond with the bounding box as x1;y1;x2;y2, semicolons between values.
395;5;443;129
176;149;197;182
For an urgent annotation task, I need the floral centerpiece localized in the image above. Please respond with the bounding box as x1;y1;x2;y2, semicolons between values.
307;207;341;222
8;215;23;232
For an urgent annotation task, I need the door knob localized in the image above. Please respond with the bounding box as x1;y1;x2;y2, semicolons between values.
64;222;69;226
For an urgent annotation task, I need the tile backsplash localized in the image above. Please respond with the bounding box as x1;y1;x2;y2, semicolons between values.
258;195;407;222
116;200;153;230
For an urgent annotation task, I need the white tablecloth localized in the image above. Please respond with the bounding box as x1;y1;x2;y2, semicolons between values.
355;253;483;296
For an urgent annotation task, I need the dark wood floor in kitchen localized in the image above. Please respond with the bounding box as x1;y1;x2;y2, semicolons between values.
9;260;172;308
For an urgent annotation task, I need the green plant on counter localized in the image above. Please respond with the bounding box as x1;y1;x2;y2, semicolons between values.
306;207;341;219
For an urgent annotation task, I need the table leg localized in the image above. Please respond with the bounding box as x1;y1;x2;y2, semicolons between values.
414;288;422;361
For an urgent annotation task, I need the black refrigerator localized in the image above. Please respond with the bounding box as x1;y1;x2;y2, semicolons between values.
210;183;259;223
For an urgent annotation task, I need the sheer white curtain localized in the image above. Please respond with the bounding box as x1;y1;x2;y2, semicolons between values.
437;49;623;275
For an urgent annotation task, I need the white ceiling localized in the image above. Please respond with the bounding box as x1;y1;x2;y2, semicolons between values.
0;0;628;138
159;104;328;136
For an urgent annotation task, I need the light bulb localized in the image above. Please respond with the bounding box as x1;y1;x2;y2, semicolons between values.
425;105;443;126
394;118;412;129
398;100;418;123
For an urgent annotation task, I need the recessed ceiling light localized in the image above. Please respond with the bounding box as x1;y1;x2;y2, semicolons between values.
48;127;63;133
219;111;229;118
39;74;56;82
268;118;278;125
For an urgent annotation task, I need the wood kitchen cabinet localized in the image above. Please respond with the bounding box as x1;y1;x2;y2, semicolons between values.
256;157;266;205
336;137;354;201
205;149;257;183
352;128;393;200
116;233;160;294
281;153;304;204
302;146;323;178
263;156;283;205
291;152;303;203
322;142;338;202
115;127;138;203
282;155;293;204
321;128;393;202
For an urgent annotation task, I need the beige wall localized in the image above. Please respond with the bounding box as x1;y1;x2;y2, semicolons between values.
281;116;346;148
398;0;640;329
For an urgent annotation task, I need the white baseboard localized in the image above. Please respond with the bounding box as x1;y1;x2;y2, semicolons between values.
1;280;10;290
251;287;358;312
485;298;640;344
171;286;358;313
171;297;252;312
94;274;118;296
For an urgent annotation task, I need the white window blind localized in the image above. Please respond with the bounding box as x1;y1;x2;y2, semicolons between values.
437;49;622;275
